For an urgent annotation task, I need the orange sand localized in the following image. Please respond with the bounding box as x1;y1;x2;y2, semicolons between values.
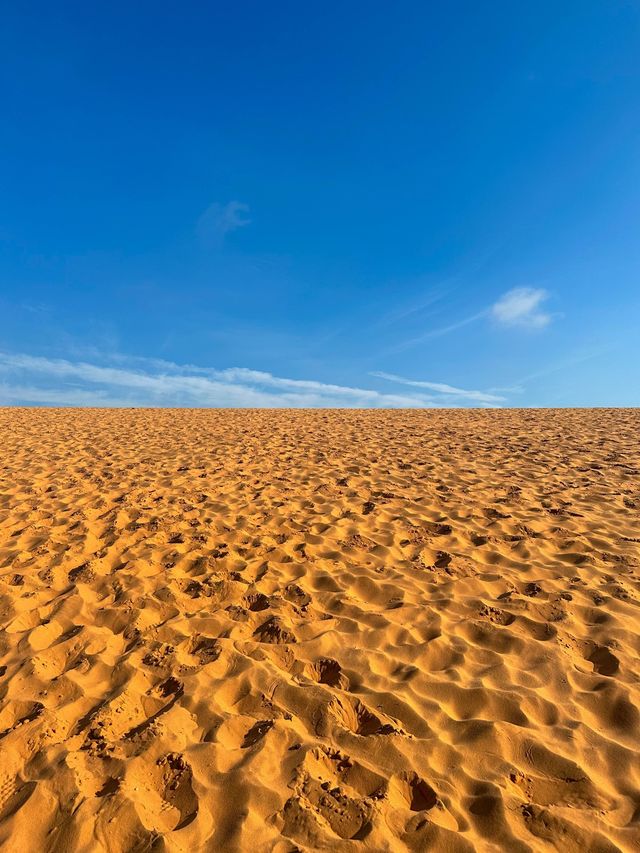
0;408;639;852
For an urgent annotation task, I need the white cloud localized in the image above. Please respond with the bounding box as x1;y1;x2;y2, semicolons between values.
392;286;555;351
0;352;444;408
0;383;130;407
0;352;511;409
490;287;551;328
196;201;251;245
371;371;505;404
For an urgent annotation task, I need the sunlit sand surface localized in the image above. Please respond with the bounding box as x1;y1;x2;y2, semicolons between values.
0;408;639;851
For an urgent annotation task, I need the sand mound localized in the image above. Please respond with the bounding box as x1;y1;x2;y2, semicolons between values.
0;407;639;851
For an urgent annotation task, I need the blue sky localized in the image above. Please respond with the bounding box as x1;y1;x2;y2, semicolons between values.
1;1;639;407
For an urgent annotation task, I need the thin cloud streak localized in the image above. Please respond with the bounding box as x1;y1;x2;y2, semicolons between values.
374;288;449;329
0;383;132;407
0;352;450;408
514;347;610;386
389;310;487;352
0;352;512;408
371;371;505;404
392;286;556;351
377;244;506;335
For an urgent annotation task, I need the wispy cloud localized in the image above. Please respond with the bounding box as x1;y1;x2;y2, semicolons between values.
0;352;437;408
0;351;507;408
374;287;449;330
0;383;129;406
514;346;609;385
392;286;555;350
490;287;550;328
371;371;505;404
390;310;487;351
21;302;52;314
196;201;251;246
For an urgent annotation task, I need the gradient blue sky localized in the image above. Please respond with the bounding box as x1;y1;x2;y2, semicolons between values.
1;1;639;407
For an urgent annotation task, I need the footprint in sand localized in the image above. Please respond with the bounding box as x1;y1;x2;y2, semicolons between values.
478;605;516;626
586;644;620;676
127;752;198;833
280;746;385;844
321;695;401;737
283;584;311;608
0;701;44;739
305;657;350;689
244;592;270;611
185;635;221;665
253;616;296;644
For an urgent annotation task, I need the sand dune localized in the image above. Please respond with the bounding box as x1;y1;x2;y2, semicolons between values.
0;408;639;852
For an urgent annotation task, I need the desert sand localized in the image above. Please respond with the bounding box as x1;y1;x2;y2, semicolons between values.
0;407;639;852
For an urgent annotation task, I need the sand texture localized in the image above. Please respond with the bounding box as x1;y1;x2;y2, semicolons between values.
0;408;639;852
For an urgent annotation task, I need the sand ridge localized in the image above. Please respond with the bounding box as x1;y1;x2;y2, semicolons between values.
0;407;639;852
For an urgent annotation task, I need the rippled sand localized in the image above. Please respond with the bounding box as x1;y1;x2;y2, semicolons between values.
0;408;639;852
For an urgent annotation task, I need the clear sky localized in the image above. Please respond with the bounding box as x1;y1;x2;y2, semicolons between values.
1;1;639;407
